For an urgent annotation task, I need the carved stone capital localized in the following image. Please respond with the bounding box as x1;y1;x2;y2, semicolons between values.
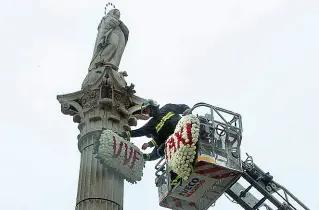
57;90;85;119
57;64;147;130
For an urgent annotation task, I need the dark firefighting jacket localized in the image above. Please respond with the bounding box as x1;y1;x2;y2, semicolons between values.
124;103;190;147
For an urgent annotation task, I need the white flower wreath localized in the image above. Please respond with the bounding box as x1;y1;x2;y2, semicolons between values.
95;129;145;184
165;114;200;181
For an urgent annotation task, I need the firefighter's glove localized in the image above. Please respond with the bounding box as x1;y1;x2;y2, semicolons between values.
143;153;151;161
142;143;149;150
182;108;191;116
119;131;131;141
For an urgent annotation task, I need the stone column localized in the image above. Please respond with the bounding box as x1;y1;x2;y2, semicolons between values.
57;64;146;210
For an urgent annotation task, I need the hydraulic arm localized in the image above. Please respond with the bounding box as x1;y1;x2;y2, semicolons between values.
225;154;310;210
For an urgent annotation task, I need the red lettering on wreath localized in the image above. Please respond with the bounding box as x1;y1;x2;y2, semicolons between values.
165;122;194;160
131;150;141;169
123;144;133;165
112;136;123;158
186;123;193;144
112;136;142;168
165;136;177;160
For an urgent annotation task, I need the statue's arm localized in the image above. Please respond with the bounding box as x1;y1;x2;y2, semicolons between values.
119;20;129;43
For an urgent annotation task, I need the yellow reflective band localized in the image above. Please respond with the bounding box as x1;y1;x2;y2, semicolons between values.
151;139;158;147
155;112;175;133
171;175;181;184
156;112;174;132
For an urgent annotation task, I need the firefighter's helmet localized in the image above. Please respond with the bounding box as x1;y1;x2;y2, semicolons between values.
141;99;160;116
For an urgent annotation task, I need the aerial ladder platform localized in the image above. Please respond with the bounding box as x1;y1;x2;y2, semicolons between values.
154;103;310;210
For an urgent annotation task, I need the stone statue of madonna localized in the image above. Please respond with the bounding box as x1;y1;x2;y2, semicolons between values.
88;8;129;70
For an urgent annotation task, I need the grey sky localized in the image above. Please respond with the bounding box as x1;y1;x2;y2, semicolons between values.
0;0;318;209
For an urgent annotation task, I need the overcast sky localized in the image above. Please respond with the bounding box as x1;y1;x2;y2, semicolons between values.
0;0;318;210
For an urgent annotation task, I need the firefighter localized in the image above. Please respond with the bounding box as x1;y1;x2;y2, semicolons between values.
120;99;191;160
120;99;191;185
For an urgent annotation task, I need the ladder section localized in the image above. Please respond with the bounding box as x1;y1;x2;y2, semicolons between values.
225;154;310;210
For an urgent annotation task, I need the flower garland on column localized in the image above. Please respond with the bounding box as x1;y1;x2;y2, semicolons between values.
94;129;145;184
165;114;200;180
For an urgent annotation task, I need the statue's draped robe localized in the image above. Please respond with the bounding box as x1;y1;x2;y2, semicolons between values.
89;15;127;69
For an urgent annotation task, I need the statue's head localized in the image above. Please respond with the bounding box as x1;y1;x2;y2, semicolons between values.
107;9;121;19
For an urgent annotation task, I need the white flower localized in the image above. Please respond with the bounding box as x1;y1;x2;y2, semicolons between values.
95;130;145;184
165;114;200;180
